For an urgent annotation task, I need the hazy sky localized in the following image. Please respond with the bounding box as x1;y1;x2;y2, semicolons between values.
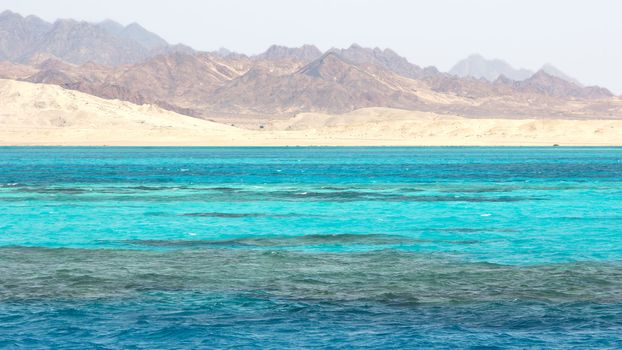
2;0;621;93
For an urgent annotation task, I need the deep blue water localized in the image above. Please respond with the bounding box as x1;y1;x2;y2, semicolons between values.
0;147;621;349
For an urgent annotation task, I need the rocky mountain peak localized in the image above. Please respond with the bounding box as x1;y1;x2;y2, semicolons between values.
450;54;534;81
297;51;358;79
0;9;18;19
257;44;322;62
517;70;612;98
329;44;422;78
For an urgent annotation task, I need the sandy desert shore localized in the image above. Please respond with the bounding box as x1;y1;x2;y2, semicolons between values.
1;79;621;146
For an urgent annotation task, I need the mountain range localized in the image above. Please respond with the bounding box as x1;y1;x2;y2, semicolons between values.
1;10;620;120
449;54;583;86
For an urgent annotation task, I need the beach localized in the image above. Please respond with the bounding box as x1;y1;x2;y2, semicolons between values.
1;79;621;146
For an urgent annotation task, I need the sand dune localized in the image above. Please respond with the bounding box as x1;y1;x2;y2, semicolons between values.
1;79;620;146
269;108;622;145
0;79;252;145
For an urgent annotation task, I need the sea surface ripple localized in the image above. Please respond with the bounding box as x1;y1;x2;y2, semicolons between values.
0;147;621;349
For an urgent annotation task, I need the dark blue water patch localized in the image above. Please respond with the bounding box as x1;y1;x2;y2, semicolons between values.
1;147;621;186
0;293;620;349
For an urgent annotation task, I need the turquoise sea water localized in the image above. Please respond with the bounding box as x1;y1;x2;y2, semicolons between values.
0;147;621;349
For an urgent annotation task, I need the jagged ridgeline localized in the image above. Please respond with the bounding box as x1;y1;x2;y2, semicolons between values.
0;10;619;118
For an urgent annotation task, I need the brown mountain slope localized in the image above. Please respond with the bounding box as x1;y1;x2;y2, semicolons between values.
208;52;422;114
3;44;620;119
20;53;253;115
109;52;248;105
328;44;424;79
0;61;38;79
510;71;612;99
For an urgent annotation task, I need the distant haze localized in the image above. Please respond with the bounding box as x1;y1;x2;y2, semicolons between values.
1;0;621;93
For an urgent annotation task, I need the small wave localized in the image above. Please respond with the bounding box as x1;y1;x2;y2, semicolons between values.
268;190;545;202
121;234;481;249
125;185;181;191
180;212;305;218
423;227;517;234
207;187;239;192
439;186;515;194
143;211;170;216
182;212;266;218
16;187;91;194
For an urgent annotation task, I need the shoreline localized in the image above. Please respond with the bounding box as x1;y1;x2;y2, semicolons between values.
1;140;620;147
2;80;621;147
0;145;604;147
